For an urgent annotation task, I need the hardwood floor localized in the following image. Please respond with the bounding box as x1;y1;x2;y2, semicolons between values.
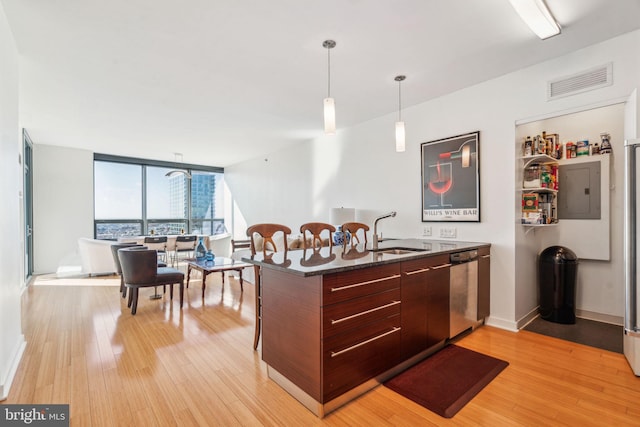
6;274;640;426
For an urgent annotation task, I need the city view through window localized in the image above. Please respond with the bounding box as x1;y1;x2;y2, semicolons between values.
94;160;224;240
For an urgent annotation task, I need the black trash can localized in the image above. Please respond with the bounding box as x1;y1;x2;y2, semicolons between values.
538;246;579;324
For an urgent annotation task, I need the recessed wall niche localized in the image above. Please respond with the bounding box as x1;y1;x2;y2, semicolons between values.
515;103;623;261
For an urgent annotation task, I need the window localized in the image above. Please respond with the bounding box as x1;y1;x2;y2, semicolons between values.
191;171;225;235
93;155;224;240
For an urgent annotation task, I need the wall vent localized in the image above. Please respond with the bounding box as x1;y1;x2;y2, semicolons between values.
547;63;612;100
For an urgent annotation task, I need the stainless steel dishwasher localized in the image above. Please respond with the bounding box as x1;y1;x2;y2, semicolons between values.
449;249;478;339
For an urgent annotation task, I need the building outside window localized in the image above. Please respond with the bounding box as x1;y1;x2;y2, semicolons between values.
94;155;224;240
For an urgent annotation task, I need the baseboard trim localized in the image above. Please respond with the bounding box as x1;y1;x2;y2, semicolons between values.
485;316;519;332
576;309;623;326
517;307;541;330
0;334;26;401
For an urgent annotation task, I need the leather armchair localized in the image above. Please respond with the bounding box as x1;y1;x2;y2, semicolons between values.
118;248;185;315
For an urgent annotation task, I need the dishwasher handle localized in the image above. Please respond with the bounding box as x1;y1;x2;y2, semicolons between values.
450;249;478;263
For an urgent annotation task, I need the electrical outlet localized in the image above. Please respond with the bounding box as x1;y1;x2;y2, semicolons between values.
439;227;457;238
422;226;432;237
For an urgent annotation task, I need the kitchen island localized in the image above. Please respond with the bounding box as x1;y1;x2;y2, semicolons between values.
244;238;490;417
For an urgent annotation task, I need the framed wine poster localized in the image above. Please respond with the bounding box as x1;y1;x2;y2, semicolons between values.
421;131;480;222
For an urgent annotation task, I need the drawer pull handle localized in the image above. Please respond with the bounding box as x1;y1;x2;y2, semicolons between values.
431;263;452;270
481;254;491;259
404;267;431;275
331;300;401;325
330;274;401;292
330;327;401;358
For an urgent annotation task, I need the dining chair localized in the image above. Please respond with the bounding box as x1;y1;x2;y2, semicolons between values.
144;236;168;263
118;247;185;315
300;222;335;249
246;223;292;350
341;222;370;247
172;235;197;266
110;243;143;298
231;239;251;252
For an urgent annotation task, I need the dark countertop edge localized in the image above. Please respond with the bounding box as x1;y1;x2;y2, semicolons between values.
242;239;491;277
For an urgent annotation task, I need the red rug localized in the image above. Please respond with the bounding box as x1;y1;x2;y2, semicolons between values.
384;345;508;418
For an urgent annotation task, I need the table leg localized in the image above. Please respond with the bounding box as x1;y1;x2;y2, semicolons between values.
222;271;225;285
186;265;192;289
202;271;208;298
238;269;244;292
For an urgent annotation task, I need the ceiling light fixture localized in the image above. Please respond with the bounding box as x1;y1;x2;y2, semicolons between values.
508;0;561;40
394;75;406;153
165;170;191;179
165;152;192;178
323;40;336;135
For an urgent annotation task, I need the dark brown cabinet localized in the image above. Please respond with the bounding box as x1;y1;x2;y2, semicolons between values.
477;246;490;320
400;255;450;360
322;263;402;401
259;244;489;416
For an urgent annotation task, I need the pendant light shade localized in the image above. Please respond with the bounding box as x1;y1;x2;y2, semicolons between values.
395;75;406;152
395;121;406;152
323;40;336;134
324;97;336;134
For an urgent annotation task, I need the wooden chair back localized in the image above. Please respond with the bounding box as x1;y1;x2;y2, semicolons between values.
341;222;370;247
246;223;292;255
245;223;291;350
300;222;336;249
231;239;251;252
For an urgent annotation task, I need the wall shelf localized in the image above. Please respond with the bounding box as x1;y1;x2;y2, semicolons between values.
522;223;558;235
521;154;559;168
521;154;559;227
520;187;557;193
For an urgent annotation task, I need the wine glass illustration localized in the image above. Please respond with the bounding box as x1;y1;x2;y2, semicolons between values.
428;161;453;208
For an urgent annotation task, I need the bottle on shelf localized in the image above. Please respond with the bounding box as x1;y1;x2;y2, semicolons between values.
524;136;533;157
600;132;612;154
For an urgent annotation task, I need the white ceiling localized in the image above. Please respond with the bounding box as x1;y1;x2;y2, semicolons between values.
3;0;640;167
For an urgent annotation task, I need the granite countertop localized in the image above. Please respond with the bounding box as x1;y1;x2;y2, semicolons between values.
242;238;490;277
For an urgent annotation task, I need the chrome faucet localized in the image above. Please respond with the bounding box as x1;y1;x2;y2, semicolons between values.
373;211;397;250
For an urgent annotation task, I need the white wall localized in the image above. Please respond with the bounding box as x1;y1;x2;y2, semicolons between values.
33;145;94;273
0;2;26;400
226;30;640;329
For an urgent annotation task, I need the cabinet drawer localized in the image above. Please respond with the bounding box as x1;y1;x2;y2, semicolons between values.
401;254;451;275
323;288;401;338
322;315;401;401
323;264;401;305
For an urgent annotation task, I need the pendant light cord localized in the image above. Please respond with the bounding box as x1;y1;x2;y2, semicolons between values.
398;80;402;121
323;40;336;98
395;75;405;121
327;47;331;98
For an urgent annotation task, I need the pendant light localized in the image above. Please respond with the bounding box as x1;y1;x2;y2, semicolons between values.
165;152;192;178
395;75;406;152
323;40;336;135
